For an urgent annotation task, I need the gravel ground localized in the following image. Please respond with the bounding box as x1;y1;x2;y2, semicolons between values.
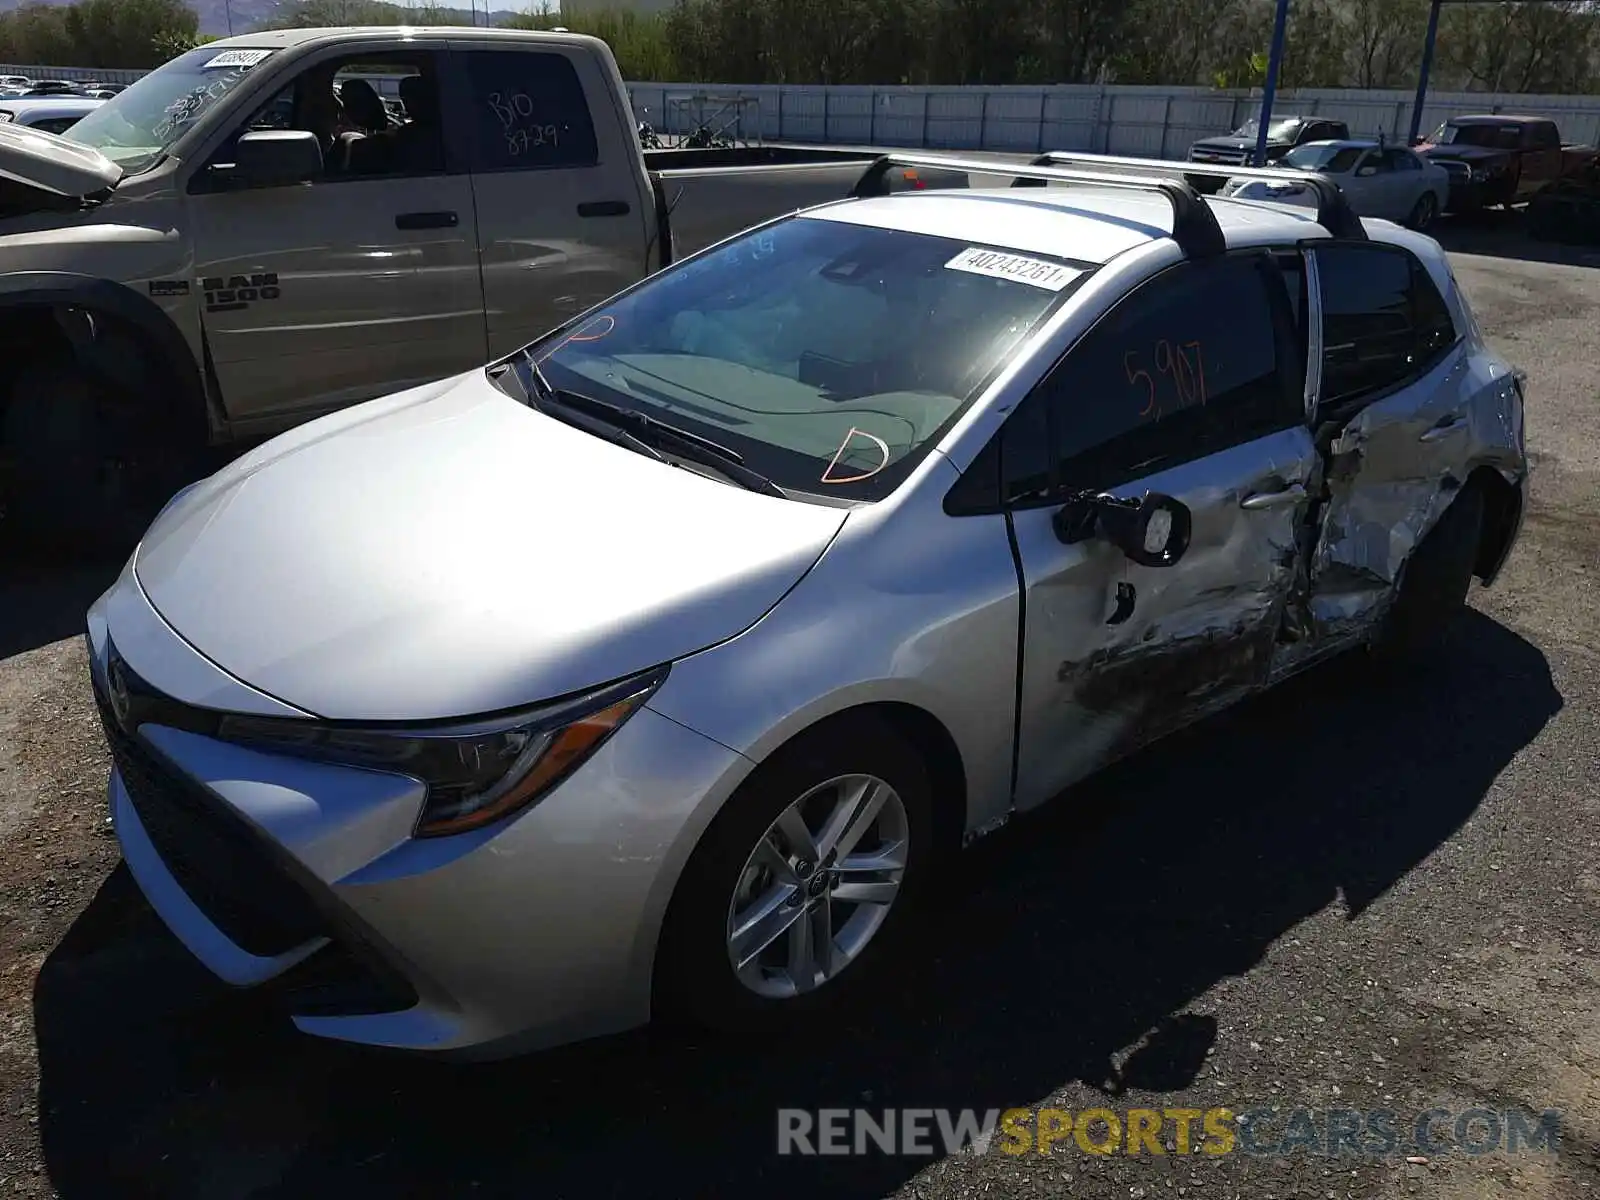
0;214;1597;1200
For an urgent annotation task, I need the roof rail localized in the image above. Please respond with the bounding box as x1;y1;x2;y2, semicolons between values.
850;151;1227;260
1025;151;1368;241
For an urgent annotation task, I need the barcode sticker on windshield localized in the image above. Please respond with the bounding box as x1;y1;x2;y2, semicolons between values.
203;49;273;69
944;248;1083;292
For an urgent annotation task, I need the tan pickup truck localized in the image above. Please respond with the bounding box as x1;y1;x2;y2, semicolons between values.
0;27;942;545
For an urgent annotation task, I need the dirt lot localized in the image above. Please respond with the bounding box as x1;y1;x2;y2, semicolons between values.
0;215;1597;1200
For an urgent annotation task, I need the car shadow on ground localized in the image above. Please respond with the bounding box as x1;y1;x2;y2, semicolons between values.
0;558;118;661
34;610;1561;1200
1434;208;1600;268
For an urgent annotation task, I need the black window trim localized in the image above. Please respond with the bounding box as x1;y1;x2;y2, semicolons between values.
946;247;1307;517
1308;239;1463;421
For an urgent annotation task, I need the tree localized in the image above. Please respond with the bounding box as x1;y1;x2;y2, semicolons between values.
1438;0;1600;93
503;6;678;81
1338;0;1431;88
0;0;198;69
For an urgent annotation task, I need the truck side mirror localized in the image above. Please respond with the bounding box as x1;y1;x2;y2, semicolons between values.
228;129;322;188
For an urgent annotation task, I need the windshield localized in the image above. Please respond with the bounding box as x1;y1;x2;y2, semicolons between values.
523;216;1090;501
1429;122;1521;150
1282;144;1363;173
63;46;277;173
1231;117;1304;141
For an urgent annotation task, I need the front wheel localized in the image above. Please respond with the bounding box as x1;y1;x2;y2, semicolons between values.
654;718;934;1033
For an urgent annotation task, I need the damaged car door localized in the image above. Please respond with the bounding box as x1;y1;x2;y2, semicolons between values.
1005;251;1318;812
1289;241;1475;648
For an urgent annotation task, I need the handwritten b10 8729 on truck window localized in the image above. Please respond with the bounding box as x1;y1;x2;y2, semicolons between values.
487;91;561;159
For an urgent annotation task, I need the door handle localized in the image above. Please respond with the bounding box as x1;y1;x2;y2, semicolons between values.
577;200;631;218
1239;483;1307;510
1419;413;1467;442
395;211;458;230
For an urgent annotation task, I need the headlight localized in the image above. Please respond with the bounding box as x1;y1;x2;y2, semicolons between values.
216;667;666;837
0;112;13;123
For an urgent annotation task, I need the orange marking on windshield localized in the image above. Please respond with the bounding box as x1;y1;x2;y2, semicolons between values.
820;427;891;484
537;314;617;362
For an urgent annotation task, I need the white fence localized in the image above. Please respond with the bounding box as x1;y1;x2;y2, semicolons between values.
0;62;146;83
630;83;1600;154
7;60;1600;151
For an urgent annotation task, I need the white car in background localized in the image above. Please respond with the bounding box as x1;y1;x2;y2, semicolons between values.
0;96;104;136
1222;139;1451;230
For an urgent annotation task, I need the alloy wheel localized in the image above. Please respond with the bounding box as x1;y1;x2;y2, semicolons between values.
725;773;909;999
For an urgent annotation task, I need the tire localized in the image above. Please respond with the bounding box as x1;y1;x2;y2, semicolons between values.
1407;191;1438;231
654;716;935;1034
1370;481;1485;663
2;358;201;558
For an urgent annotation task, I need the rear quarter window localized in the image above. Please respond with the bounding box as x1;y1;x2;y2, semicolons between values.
460;50;599;172
1315;243;1459;407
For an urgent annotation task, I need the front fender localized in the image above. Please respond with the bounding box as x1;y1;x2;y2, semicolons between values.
646;456;1022;842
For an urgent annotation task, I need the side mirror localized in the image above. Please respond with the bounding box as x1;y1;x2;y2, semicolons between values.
1052;490;1193;568
227;129;322;188
1357;165;1377;177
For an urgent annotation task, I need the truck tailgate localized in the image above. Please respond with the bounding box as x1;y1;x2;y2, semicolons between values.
648;148;969;259
651;159;878;259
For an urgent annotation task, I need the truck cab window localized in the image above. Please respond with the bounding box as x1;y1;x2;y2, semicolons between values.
459;50;599;172
222;51;444;181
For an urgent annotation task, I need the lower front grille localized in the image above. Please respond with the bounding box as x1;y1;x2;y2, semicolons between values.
96;683;328;958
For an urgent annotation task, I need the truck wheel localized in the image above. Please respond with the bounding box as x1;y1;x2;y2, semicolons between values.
1406;192;1438;231
1370;481;1485;664
2;359;200;557
654;716;934;1034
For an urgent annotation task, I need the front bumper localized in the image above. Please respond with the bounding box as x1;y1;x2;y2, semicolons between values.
90;563;754;1058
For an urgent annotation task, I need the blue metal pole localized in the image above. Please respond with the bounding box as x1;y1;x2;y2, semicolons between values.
1253;0;1291;166
1408;0;1444;145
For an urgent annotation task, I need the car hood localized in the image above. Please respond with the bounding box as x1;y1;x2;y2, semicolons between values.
1191;136;1283;153
0;121;120;195
134;370;849;721
1418;144;1507;164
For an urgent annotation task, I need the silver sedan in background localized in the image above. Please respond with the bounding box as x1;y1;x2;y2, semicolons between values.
1222;139;1451;229
88;163;1525;1060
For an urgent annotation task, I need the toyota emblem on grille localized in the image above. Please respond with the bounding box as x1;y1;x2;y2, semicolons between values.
107;657;132;727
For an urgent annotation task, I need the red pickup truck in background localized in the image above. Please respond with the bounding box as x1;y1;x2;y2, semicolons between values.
1417;115;1599;212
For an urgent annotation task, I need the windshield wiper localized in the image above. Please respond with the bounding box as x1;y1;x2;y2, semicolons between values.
512;350;786;498
495;354;666;464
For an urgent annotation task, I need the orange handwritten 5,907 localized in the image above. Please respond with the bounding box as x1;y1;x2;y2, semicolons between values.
1123;339;1208;419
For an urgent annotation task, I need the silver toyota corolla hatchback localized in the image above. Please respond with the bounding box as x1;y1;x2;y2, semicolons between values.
89;153;1527;1058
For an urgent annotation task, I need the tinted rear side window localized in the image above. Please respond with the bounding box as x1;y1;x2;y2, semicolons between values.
1316;244;1458;406
460;50;598;172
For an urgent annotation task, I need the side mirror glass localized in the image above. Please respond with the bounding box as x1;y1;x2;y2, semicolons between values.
225;129;322;188
1052;490;1193;568
1357;165;1377;177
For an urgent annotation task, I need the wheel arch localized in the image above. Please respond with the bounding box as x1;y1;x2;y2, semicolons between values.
0;273;210;434
1468;463;1524;585
639;697;971;1012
